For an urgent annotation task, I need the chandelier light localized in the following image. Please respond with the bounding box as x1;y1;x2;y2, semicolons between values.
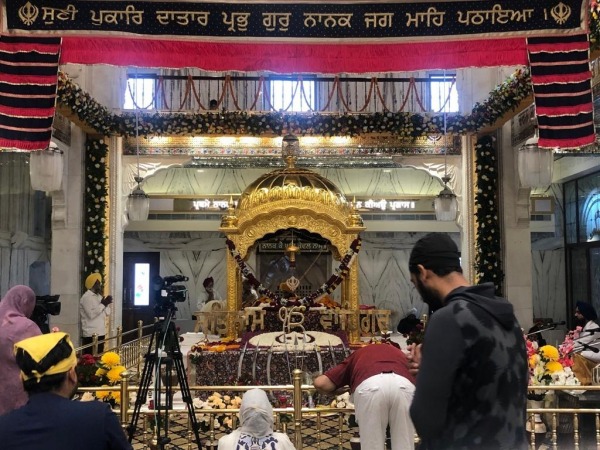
518;134;554;189
126;96;150;221
29;141;63;192
434;108;458;221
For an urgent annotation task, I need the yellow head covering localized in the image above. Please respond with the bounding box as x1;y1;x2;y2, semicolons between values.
14;332;77;382
85;273;102;290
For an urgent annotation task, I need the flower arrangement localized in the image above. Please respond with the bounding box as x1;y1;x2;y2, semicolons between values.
404;321;426;345
190;337;241;354
330;392;354;410
525;337;580;399
591;1;600;48
193;392;242;432
225;237;362;307
474;135;503;295
76;351;126;406
82;139;109;285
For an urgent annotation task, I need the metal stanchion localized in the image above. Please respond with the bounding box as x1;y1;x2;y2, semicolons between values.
120;370;130;428
92;333;98;355
293;369;303;450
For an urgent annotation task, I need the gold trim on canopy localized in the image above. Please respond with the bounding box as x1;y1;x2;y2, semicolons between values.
220;141;365;342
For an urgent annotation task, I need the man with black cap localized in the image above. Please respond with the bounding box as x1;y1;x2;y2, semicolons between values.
406;232;528;450
574;301;600;362
0;332;131;450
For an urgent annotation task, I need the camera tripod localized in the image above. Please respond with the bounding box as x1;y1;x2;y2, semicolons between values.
128;306;202;449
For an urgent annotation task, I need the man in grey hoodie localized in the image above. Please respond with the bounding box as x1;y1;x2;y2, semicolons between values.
407;233;528;450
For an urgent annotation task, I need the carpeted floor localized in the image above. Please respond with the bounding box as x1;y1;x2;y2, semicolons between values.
130;412;357;450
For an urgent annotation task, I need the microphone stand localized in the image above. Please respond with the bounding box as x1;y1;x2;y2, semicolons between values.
526;324;561;337
573;340;600;354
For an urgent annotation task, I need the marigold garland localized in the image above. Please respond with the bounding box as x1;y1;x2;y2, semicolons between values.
225;237;362;307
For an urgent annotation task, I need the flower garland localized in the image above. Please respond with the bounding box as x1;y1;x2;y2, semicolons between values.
67;67;534;290
56;68;532;139
474;135;503;295
225;237;361;307
591;1;600;50
83;139;109;287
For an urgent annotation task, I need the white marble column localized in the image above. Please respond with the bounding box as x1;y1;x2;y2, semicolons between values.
50;127;85;341
499;124;534;329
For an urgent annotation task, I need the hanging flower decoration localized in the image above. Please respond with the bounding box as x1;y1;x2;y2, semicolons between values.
225;237;361;307
56;68;533;139
83;139;109;287
63;66;538;291
474;135;503;295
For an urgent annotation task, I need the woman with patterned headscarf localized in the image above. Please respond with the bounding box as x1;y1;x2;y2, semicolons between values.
218;389;296;450
0;285;41;415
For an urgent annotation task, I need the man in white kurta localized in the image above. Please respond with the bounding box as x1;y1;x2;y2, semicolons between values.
79;273;112;354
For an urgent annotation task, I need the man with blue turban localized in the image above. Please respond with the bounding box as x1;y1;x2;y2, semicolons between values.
79;273;112;354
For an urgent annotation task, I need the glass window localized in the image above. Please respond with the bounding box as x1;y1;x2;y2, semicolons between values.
564;180;577;244
429;74;458;113
123;76;156;110
577;171;600;243
268;79;315;112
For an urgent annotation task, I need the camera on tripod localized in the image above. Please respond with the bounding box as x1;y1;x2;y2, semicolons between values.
31;295;61;333
154;275;189;314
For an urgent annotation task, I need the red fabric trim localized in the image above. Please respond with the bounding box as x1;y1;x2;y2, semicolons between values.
526;41;589;53
0;105;56;117
538;135;596;149
0;138;52;150
531;72;592;84
0;41;61;53
0;73;59;85
535;104;593;115
60;36;528;72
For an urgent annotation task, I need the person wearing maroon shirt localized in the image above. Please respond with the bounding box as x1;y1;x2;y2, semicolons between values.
313;343;416;450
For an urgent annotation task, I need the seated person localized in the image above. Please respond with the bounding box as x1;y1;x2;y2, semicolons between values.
218;389;295;450
197;277;216;311
574;301;600;362
0;332;131;450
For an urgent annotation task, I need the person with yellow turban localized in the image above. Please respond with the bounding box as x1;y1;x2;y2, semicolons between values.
79;273;112;355
0;332;131;450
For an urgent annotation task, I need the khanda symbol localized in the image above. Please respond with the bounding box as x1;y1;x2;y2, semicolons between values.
279;305;306;335
19;2;39;26
551;2;571;25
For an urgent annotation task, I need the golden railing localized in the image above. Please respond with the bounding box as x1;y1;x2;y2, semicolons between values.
76;326;600;449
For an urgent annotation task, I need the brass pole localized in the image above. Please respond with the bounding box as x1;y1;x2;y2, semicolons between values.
92;333;98;355
120;370;130;427
293;369;303;450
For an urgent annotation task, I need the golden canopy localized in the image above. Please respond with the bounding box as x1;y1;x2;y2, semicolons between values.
219;139;365;340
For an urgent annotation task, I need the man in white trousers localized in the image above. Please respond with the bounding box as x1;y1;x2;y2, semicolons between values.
313;343;416;450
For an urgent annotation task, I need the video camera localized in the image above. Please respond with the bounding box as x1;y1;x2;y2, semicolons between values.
32;295;61;333
154;275;189;314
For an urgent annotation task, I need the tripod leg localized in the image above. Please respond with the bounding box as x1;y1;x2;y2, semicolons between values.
172;348;203;450
128;352;156;442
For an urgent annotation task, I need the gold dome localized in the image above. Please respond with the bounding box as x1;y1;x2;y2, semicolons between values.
220;141;364;259
237;165;351;214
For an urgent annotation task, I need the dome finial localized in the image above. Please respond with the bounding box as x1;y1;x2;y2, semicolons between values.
282;133;300;169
